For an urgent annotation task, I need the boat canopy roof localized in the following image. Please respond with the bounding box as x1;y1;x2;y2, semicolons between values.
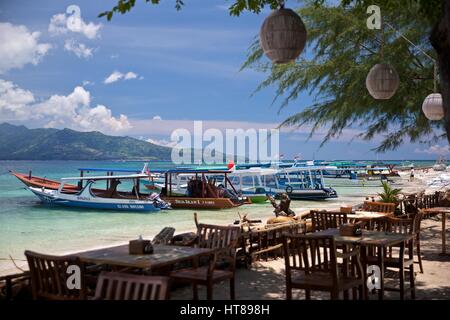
61;173;150;181
165;169;232;174
78;167;143;173
281;165;337;172
228;168;279;176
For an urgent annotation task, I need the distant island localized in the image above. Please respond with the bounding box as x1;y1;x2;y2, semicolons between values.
0;123;172;160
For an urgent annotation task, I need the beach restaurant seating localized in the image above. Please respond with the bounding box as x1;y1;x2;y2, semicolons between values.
413;210;425;273
362;201;396;214
94;271;170;300
310;210;348;232
364;216;417;300
282;234;365;300
25;250;86;300
169;223;241;300
244;221;306;264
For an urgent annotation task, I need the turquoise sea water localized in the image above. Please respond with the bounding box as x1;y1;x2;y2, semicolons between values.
0;160;432;275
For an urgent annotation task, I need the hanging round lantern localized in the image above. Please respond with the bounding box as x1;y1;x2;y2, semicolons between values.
259;7;307;64
422;93;444;120
365;63;400;100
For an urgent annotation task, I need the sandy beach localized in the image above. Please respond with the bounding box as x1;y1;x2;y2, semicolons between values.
169;216;450;300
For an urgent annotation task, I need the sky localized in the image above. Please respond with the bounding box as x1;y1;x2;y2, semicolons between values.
0;0;447;160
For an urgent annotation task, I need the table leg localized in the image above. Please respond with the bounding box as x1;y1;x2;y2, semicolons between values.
377;246;384;300
442;212;447;255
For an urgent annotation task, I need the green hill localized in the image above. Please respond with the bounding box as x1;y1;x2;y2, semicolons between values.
0;123;172;160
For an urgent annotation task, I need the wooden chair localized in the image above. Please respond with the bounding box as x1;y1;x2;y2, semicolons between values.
363;201;395;214
152;227;176;245
364;216;416;299
169;223;241;300
25;250;86;300
310;210;348;232
340;206;353;214
282;234;365;300
94;271;170;300
246;221;306;263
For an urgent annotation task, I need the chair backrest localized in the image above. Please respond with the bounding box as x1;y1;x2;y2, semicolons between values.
248;222;306;259
363;201;395;214
283;234;339;283
94;272;170;300
340;206;353;214
197;223;241;250
25;250;85;300
310;210;348;232
412;210;424;235
386;217;414;235
152;227;176;245
365;216;414;235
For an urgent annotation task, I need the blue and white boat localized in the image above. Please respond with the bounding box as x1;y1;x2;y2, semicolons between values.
228;166;338;200
27;173;170;212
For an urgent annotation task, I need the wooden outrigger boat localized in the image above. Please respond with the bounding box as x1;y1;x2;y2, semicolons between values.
11;171;79;191
11;166;152;192
26;173;170;212
155;169;251;209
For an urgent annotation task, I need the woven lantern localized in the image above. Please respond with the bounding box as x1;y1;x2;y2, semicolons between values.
422;93;444;120
365;63;400;99
259;7;307;64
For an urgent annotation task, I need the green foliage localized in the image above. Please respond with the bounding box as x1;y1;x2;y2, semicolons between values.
241;1;444;152
377;181;402;203
98;0;185;21
98;0;443;21
0;123;172;160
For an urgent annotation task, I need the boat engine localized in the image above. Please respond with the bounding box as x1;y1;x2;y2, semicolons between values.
149;192;171;209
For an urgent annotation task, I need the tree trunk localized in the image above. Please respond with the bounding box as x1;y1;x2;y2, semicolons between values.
430;0;450;143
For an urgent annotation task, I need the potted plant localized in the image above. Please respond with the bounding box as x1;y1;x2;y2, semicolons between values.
378;181;403;215
378;181;402;203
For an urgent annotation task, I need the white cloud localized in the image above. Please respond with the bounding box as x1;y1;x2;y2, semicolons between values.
0;79;131;133
82;80;94;86
48;12;101;39
64;39;93;58
415;145;450;155
124;72;138;80
152;115;162;120
110;54;119;59
104;71;123;84
0;23;52;74
104;71;142;84
0;79;35;120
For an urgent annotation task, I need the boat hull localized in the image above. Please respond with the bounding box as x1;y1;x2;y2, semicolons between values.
28;187;160;212
247;194;268;203
269;188;338;200
161;196;248;209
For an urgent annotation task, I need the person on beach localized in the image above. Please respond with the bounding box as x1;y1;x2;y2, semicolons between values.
410;168;415;181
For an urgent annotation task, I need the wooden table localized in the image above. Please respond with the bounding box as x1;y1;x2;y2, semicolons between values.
422;207;450;255
75;244;215;273
309;228;413;300
349;211;391;220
